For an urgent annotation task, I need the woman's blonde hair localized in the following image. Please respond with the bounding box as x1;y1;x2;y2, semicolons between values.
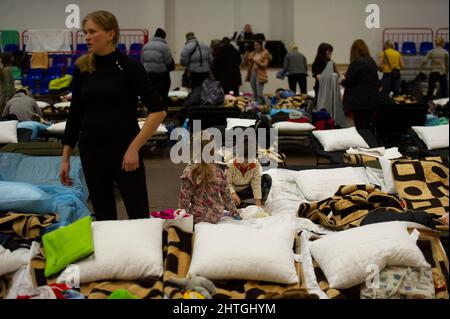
76;11;120;74
191;131;217;189
289;42;298;52
350;39;371;63
385;40;395;50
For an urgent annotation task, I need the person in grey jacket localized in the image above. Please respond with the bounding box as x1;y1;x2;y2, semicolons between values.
283;42;308;94
180;32;211;89
142;28;174;107
2;88;42;122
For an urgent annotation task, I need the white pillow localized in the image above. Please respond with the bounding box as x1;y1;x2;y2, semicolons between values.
58;219;164;284
54;102;71;109
433;98;449;106
226;118;256;130
310;222;429;289
412;125;449;150
36;101;50;109
273;122;315;132
0;120;18;143
168;91;189;98
294;167;368;201
188;221;298;284
312;127;369;152
47;122;66;134
379;158;397;194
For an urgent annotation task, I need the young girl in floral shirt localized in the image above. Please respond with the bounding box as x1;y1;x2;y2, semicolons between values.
178;132;238;224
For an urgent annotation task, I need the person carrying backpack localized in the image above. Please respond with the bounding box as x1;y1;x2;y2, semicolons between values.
180;32;211;89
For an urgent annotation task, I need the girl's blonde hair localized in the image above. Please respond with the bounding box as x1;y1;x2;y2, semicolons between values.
76;11;120;74
191;131;217;188
436;37;445;48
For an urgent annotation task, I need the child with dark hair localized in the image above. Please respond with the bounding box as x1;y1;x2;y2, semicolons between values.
226;137;272;208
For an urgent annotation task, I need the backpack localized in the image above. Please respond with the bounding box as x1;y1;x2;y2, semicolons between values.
200;78;224;106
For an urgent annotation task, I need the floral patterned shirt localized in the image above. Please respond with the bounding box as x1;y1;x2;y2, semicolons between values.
178;164;237;224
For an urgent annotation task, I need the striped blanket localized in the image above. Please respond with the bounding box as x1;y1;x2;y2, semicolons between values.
12;225;448;299
392;157;449;216
297;185;404;230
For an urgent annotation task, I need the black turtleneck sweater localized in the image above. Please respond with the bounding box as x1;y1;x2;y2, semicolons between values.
62;49;164;152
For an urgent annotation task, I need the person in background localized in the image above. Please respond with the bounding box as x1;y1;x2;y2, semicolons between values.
246;40;270;106
239;24;255;41
2;87;42;122
142;27;174;108
226;137;272;208
341;39;382;130
180;32;211;90
378;40;404;97
283;42;308;94
237;24;256;54
178;132;239;224
0;52;15;116
422;37;449;101
312;43;337;102
60;11;166;221
212;37;242;96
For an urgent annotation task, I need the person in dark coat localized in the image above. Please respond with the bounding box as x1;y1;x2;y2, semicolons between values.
142;28;174;108
212;37;242;96
312;43;337;103
341;39;382;130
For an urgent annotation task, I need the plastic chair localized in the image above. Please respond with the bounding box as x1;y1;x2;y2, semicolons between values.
39;78;51;95
402;42;417;55
4;44;19;52
117;43;127;54
130;43;143;52
129;43;143;62
419;42;433;55
23;78;38;95
27;68;44;81
76;43;88;54
46;67;62;79
51;54;68;68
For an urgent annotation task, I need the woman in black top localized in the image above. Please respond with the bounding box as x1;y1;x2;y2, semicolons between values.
60;11;166;221
341;39;382;130
312;43;336;100
212;37;242;96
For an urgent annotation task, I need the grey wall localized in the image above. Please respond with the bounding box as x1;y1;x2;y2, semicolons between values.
1;0;447;63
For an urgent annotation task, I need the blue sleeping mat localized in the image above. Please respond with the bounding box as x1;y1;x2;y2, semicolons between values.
0;153;90;230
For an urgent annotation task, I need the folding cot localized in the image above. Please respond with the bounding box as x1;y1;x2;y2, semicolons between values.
311;129;380;166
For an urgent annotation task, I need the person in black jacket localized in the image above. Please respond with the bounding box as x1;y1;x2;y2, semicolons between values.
312;43;337;102
341;39;382;130
60;11;166;221
212;37;242;96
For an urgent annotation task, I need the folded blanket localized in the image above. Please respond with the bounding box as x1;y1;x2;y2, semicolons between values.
297;184;404;230
346;147;403;160
0;212;57;240
392;157;449;216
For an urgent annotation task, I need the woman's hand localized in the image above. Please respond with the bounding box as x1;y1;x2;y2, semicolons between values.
122;146;140;172
60;160;73;186
232;193;241;206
